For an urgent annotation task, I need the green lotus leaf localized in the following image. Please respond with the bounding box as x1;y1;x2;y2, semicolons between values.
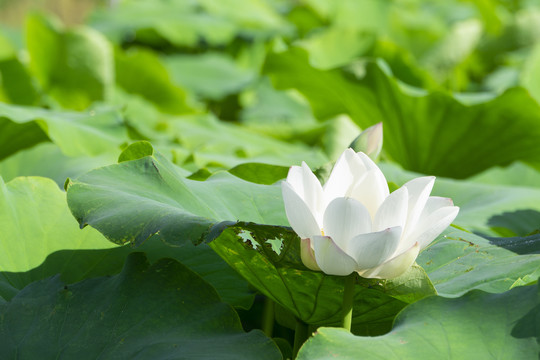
66;142;289;247
0;253;280;359
209;222;434;335
0;102;127;161
0;175;253;308
26;14;113;110
264;47;540;178
298;282;540;359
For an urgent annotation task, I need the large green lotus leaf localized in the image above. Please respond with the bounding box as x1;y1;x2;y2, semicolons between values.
0;177;117;292
298;282;540;359
0;253;280;360
209;222;435;335
0;176;253;308
25;14;113;110
66;142;540;303
419;227;540;296
0;143;115;186
469;162;540;235
0;102;127;160
114;47;196;114
264;47;540;178
165;52;256;100
66;142;288;247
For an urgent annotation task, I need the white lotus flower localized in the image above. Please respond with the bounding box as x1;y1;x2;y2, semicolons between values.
282;149;459;279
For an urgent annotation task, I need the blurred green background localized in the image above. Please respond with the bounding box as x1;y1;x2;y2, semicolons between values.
2;0;540;184
1;3;540;357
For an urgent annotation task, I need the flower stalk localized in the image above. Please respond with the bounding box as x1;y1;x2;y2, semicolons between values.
293;320;309;358
261;297;274;337
341;273;356;331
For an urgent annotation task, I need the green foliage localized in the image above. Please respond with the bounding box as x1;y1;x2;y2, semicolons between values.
0;102;127;160
419;228;540;296
228;162;289;185
114;47;195;114
67;142;287;246
2;0;540;357
165;52;256;100
0;176;118;298
90;0;291;47
0;253;280;359
265;48;540;178
210;222;436;335
26;14;113;110
298;282;540;359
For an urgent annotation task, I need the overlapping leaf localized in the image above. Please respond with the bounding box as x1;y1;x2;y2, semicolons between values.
0;253;280;360
0;176;253;308
0;143;115;186
0;102;127;160
298;282;540;359
26;14;113;110
0;176;117;296
66;142;288;247
264;48;540;178
209;222;435;335
419;228;540;296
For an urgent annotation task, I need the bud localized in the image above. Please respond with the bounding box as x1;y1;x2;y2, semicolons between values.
349;122;383;161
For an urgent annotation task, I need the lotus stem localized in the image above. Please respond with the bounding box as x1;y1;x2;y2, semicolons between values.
342;273;356;331
262;297;274;337
293;319;309;358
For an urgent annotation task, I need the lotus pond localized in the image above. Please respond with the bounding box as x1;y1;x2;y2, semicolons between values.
0;0;539;359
